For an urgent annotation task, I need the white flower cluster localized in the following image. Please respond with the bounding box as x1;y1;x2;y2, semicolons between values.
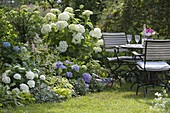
72;33;84;44
21;46;27;52
2;70;11;84
44;12;56;21
50;8;61;14
95;39;104;47
64;7;74;13
13;73;21;80
12;88;20;94
25;71;35;79
41;24;52;34
50;22;57;28
1;68;46;94
20;83;29;93
58;12;70;21
89;28;102;39
2;75;11;84
82;10;93;17
56;21;68;30
40;75;46;80
68;24;85;33
93;47;102;53
27;80;35;88
57;41;68;53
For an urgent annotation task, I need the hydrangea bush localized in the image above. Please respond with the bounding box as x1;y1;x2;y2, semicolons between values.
41;7;103;58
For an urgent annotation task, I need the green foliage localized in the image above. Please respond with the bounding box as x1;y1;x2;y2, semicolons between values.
5;5;43;43
46;76;74;99
98;0;170;38
0;84;34;107
69;79;88;95
30;83;61;103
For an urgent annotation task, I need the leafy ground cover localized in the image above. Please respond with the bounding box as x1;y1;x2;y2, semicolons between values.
1;83;166;113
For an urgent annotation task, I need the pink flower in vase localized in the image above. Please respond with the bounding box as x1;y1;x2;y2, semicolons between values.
144;28;155;37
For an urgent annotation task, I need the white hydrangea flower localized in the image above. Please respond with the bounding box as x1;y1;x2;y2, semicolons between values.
56;21;68;30
89;28;102;39
58;12;70;21
64;7;74;13
40;75;46;80
44;12;56;21
21;46;27;52
50;8;61;14
68;24;85;33
95;39;104;46
50;22;57;28
68;24;77;31
13;73;21;80
57;41;68;53
41;24;52;34
72;33;84;44
34;73;39;78
75;24;85;33
79;5;84;9
93;47;102;53
82;65;87;70
25;71;35;80
12;88;20;94
2;75;11;84
82;10;93;16
27;80;35;88
20;83;29;93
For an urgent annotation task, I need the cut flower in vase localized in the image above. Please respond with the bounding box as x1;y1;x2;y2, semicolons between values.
142;24;156;37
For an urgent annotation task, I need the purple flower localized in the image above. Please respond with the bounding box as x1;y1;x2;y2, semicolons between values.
13;46;20;52
82;73;92;84
56;61;66;69
85;83;89;88
64;60;73;65
72;65;79;72
66;72;73;78
3;42;10;48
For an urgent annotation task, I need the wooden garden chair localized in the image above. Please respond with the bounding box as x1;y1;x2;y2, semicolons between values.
133;39;170;96
103;32;136;86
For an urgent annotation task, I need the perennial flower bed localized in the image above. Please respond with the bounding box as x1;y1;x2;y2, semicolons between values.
0;4;109;107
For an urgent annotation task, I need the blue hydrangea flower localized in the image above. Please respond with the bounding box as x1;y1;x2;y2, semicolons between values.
13;46;20;52
72;65;79;72
66;72;73;78
56;61;66;69
3;42;10;48
82;73;92;84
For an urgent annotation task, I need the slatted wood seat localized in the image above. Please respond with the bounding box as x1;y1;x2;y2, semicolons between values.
103;32;136;86
133;40;170;96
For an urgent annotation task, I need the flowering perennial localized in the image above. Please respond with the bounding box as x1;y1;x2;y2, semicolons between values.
56;41;68;53
3;42;10;48
89;28;102;39
13;73;22;80
82;73;92;84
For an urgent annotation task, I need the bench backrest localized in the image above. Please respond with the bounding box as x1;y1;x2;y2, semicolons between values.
144;40;170;61
102;32;127;52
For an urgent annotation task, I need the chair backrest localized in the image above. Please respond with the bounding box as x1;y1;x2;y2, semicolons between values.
144;40;170;61
102;32;127;52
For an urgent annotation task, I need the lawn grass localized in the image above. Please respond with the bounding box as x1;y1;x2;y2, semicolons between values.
0;83;165;113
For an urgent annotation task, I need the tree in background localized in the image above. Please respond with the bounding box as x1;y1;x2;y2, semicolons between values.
97;0;170;38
